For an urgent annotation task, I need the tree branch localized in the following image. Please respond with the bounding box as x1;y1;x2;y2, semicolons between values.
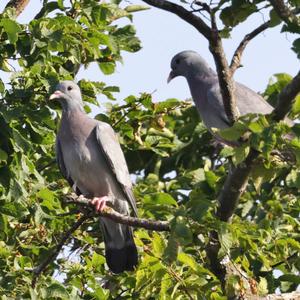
32;213;91;287
272;70;300;121
65;194;171;232
217;149;260;222
230;21;271;75
206;148;260;285
5;0;30;16
269;0;300;27
209;38;239;125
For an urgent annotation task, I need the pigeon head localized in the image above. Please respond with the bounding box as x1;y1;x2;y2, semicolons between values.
50;81;84;112
168;50;215;83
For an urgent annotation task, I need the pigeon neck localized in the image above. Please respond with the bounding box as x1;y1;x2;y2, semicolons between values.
185;62;216;82
60;99;85;114
186;71;217;85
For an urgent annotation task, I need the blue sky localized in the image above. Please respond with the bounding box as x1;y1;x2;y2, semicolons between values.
0;1;299;105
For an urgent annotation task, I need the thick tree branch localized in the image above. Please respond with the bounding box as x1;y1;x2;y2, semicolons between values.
206;148;260;285
32;213;90;287
269;0;300;27
273;70;300;121
65;194;171;232
230;21;271;75
210;39;239;124
5;0;30;16
217;149;260;222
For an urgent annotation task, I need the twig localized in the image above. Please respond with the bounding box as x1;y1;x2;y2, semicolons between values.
65;194;171;232
272;70;300;121
112;102;142;127
167;267;194;300
32;213;90;287
230;21;271;75
271;252;298;269
37;159;56;172
56;209;81;217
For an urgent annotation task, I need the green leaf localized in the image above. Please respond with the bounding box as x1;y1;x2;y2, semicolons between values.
174;218;192;245
258;277;268;295
278;274;300;284
144;193;178;206
0;214;8;239
45;283;69;298
269;9;282;27
163;234;178;263
177;252;197;271
152;232;165;257
91;252;106;267
220;3;257;27
98;61;115;75
159;273;172;300
217;121;247;141
233;144;249;165
292;94;300;114
125;5;150;12
0;149;8;162
1;19;21;43
219;224;233;254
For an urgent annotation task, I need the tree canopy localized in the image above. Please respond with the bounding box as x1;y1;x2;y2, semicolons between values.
0;0;300;299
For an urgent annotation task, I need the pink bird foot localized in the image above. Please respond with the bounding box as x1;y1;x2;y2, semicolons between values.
91;196;108;212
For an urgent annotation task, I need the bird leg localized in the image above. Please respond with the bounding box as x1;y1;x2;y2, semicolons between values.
91;196;108;212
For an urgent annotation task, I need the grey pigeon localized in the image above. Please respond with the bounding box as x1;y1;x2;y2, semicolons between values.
167;50;292;143
50;81;138;273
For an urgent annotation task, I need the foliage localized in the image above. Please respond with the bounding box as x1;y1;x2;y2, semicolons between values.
0;0;299;299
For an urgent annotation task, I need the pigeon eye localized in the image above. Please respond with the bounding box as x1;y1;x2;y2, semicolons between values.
67;86;73;91
175;58;180;64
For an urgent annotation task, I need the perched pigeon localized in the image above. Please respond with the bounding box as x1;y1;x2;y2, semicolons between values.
50;81;138;273
167;50;292;142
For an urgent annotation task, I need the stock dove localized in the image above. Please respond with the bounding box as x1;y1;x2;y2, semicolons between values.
50;81;138;273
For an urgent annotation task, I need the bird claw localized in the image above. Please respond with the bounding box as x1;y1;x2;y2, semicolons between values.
91;196;108;212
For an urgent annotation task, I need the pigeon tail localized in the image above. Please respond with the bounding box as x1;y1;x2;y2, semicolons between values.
100;217;138;273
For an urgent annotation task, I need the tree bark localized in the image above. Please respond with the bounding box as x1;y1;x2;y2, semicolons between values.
5;0;30;16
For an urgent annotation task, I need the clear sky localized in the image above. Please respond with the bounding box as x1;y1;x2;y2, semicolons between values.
0;1;299;105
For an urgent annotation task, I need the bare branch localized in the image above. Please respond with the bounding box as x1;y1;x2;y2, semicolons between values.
273;70;300;121
269;0;300;27
32;213;90;287
210;41;239;124
217;149;260;222
230;21;271;75
141;0;211;39
5;0;30;16
65;194;171;232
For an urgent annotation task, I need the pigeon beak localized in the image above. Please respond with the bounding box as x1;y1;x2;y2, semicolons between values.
49;90;63;100
167;70;177;84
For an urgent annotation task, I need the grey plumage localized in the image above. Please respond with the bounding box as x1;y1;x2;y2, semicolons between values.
51;81;138;273
168;50;292;140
